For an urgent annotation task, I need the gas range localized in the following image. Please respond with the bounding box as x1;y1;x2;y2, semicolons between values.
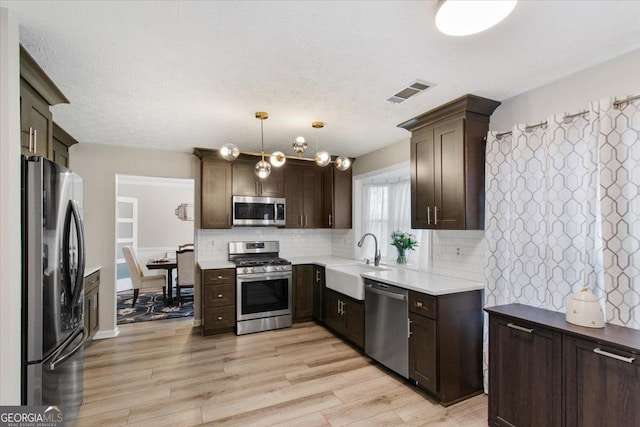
228;241;292;275
229;240;293;335
232;257;292;275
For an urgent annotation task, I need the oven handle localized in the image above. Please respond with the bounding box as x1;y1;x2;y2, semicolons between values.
237;271;292;281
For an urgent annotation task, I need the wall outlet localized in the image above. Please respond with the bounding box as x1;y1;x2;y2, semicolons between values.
456;247;462;256
208;240;215;246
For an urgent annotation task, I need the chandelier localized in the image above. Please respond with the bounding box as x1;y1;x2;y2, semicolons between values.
219;112;352;179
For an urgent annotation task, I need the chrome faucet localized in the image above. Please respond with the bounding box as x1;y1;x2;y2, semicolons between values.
358;233;381;266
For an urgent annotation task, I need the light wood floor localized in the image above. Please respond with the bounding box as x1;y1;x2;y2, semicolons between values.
76;318;488;426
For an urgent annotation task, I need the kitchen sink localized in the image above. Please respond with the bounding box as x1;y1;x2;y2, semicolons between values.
325;263;390;300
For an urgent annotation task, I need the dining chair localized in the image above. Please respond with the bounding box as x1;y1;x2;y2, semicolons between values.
178;243;194;251
122;246;166;306
176;247;195;304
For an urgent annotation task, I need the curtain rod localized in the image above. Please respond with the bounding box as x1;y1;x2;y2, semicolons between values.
495;93;640;140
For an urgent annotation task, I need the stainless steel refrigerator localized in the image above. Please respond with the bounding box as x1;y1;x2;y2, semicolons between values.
22;156;85;420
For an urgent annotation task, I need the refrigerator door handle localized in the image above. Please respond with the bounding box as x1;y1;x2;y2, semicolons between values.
63;200;86;306
48;327;86;371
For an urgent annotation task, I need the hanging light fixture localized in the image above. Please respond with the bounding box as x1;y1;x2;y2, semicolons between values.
435;0;517;36
217;113;351;172
292;136;307;157
254;111;271;179
335;156;351;171
311;121;331;167
220;143;239;161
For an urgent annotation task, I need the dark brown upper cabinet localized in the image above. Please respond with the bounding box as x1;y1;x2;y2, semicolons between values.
232;155;284;197
284;160;324;228
322;164;353;229
20;46;70;164
195;149;232;229
52;122;79;168
398;94;500;230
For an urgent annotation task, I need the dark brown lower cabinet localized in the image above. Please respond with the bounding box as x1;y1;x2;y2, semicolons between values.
408;289;483;406
323;288;364;349
565;335;640;427
486;304;640;427
83;269;100;344
293;265;314;322
488;313;562;427
312;265;325;322
201;268;236;335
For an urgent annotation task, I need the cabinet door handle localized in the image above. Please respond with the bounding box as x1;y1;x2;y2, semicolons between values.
260;182;263;194
315;270;321;282
28;127;34;153
305;215;308;227
33;129;37;154
427;206;431;225
217;275;223;279
217;294;223;298
328;214;332;226
337;300;341;314
593;348;635;364
217;316;223;321
434;206;438;225
300;214;303;226
408;318;412;339
507;322;534;334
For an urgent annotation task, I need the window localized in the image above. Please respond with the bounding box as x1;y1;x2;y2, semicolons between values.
358;172;428;268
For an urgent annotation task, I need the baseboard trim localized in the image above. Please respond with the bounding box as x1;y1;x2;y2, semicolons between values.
92;327;120;340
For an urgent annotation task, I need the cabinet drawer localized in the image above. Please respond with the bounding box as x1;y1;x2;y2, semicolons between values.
203;306;235;330
84;270;100;293
409;291;437;319
202;268;235;285
203;284;235;307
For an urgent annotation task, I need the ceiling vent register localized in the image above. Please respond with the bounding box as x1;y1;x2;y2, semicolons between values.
387;80;433;104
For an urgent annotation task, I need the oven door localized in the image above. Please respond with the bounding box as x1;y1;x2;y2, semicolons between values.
236;271;292;321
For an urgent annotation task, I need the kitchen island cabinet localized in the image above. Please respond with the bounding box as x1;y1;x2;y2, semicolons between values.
486;304;640;427
201;268;236;335
408;289;483;406
399;94;500;230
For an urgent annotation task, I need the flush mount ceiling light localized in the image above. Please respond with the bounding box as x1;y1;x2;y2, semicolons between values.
219;113;351;176
436;0;517;36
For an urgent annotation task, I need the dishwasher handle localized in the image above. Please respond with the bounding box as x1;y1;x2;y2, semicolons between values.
365;284;407;301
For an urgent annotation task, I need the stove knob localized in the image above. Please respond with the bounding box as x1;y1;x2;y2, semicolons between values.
243;267;249;274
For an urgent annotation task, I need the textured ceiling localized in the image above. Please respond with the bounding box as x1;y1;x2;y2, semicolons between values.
3;1;640;158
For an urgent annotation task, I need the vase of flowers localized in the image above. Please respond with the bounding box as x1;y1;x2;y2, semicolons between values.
391;230;418;265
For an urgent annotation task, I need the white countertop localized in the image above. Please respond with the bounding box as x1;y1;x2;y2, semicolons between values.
197;256;483;296
360;268;483;296
84;265;101;277
198;260;236;270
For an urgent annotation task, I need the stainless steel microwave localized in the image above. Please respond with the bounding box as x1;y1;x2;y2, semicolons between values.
232;196;286;226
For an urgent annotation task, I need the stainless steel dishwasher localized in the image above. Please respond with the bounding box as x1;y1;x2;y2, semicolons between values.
364;279;409;378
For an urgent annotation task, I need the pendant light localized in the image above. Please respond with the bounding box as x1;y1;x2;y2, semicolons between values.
220;143;239;161
335;156;351;171
292;136;307;157
312;121;331;167
254;112;271;179
436;0;517;36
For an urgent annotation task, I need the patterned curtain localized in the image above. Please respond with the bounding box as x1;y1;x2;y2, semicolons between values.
482;96;640;391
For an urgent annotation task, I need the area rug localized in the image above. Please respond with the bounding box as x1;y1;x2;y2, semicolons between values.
117;289;194;324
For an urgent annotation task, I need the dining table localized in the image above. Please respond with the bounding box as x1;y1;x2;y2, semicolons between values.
146;258;177;306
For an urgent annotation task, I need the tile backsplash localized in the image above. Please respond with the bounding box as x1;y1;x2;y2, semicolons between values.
197;228;335;261
197;227;485;283
430;230;485;282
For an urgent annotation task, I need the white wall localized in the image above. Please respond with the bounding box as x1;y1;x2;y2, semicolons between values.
0;6;21;405
69;143;198;338
118;177;194;249
490;47;640;131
